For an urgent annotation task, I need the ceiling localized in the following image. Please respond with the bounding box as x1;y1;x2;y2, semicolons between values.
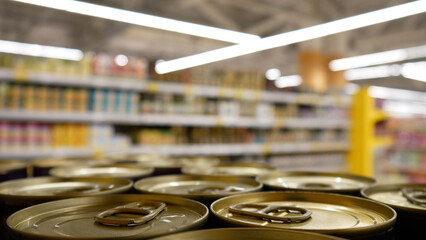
1;0;426;91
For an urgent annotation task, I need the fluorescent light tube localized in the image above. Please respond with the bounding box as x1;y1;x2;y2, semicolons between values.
369;86;426;103
401;61;426;82
330;45;426;71
12;0;260;44
382;100;426;116
156;0;426;74
0;39;83;61
274;75;302;88
344;65;401;81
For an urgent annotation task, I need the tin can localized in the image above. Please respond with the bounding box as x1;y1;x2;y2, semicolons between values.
7;194;208;239
29;157;112;176
361;183;426;240
149;227;346;240
182;162;278;178
0;177;132;238
257;171;376;196
211;191;396;239
134;174;262;205
108;154;220;176
0;160;27;182
48;164;154;181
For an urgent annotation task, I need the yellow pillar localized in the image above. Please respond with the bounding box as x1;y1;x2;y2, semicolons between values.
348;86;393;177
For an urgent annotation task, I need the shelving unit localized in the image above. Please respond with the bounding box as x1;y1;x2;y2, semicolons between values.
0;141;349;159
0;109;349;128
0;62;351;163
0;68;351;106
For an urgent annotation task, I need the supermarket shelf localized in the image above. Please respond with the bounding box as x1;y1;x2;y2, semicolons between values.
0;147;94;159
123;141;349;156
0;110;350;129
0;68;351;106
0;141;349;159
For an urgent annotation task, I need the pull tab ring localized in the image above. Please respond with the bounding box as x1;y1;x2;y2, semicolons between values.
94;201;166;226
229;203;312;223
402;188;426;207
188;186;242;194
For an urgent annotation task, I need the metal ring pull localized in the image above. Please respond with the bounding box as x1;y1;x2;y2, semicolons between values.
229;203;312;223
188;186;243;194
402;188;426;207
94;201;166;226
299;183;334;189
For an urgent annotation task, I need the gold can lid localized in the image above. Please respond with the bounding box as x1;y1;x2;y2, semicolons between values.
0;160;27;174
257;171;375;194
0;177;132;201
7;194;208;240
30;157;111;168
150;228;346;240
131;155;183;168
211;191;396;238
134;174;262;200
48;164;154;179
182;162;277;177
361;183;426;213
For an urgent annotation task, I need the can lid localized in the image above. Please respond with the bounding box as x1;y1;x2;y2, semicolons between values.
211;191;396;238
7;194;208;240
0;160;27;174
30;158;111;168
257;171;375;194
0;177;132;201
134;175;262;200
149;228;346;240
361;183;426;213
182;162;277;177
49;164;154;179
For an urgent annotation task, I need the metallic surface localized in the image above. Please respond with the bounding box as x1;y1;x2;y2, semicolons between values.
361;183;426;213
210;191;396;238
257;171;376;195
7;194;208;239
48;164;154;179
149;228;347;240
134;174;262;202
0;177;132;206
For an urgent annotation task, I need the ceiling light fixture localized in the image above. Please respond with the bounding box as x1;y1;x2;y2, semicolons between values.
343;61;426;82
274;75;302;88
0;39;83;61
369;86;426;103
329;44;426;71
400;61;426;82
265;68;281;81
12;0;260;44
155;0;426;74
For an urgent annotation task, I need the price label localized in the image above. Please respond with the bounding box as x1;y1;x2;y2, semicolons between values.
262;144;271;155
14;68;28;83
216;117;224;127
274;118;286;128
217;87;227;98
184;85;194;96
146;82;159;93
253;90;262;101
233;89;243;100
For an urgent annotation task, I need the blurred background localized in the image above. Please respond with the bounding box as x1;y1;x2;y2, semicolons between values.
0;0;425;183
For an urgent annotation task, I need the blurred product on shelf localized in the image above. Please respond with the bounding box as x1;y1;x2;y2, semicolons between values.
0;52;148;79
0;83;139;115
129;126;347;146
150;64;265;90
0;121;131;152
269;153;347;172
375;117;426;183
